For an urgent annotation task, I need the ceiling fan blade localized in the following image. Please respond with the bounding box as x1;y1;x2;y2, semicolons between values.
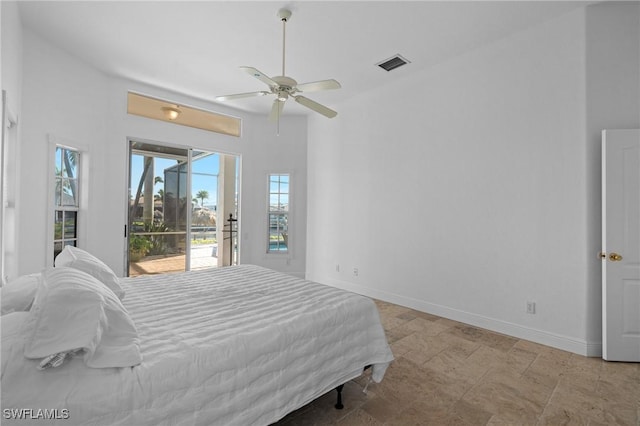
295;79;341;93
293;95;337;118
268;99;285;122
240;66;278;89
215;91;270;101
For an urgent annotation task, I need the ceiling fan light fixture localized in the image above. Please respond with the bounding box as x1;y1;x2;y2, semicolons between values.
277;92;288;102
161;106;181;120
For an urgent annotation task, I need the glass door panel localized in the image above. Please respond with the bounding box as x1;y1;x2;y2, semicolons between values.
190;151;219;270
128;142;189;276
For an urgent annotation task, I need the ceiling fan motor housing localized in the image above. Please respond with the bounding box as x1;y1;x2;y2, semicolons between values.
272;76;297;91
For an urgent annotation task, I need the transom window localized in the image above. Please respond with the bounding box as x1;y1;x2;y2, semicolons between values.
53;146;80;260
268;174;289;253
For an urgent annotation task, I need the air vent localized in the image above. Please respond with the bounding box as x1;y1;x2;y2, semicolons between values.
376;54;411;72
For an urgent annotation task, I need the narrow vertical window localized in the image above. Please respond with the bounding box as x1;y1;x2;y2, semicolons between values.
53;146;80;260
268;174;289;253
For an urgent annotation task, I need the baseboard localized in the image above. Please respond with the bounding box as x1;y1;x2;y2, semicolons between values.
317;276;602;358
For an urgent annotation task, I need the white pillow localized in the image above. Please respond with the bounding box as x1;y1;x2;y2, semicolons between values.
23;267;142;369
1;311;31;338
54;246;125;300
1;273;40;315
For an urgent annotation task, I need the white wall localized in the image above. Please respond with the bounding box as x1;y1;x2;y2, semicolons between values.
1;1;23;283
584;2;640;349
15;27;308;279
238;116;307;276
0;0;22;136
307;7;606;355
19;29;110;277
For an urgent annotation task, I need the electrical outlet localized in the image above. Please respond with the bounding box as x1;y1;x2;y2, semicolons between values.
353;268;359;277
526;301;536;314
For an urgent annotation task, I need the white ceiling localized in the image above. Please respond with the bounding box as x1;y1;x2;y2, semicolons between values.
17;1;591;117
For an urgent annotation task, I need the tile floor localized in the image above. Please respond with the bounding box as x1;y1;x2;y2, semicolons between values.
275;300;640;425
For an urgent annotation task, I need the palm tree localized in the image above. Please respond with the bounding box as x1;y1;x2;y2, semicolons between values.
196;190;209;207
56;148;79;204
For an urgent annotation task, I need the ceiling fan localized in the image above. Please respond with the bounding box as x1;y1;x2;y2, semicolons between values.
215;8;341;121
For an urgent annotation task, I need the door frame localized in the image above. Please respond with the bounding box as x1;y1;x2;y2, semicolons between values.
601;128;640;361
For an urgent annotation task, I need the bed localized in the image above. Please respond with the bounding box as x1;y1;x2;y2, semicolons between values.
1;250;393;426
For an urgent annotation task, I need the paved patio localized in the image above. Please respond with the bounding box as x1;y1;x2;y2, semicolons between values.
129;244;218;276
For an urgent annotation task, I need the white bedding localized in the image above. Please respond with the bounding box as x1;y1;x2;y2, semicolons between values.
1;265;393;425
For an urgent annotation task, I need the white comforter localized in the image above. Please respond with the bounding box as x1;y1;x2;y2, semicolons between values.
1;265;393;425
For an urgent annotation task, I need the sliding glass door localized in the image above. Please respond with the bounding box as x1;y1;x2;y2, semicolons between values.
189;151;219;271
127;141;239;276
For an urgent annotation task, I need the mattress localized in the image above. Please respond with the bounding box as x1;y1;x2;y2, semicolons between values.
1;265;393;425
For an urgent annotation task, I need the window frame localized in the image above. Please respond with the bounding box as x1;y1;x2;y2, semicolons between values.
47;135;88;266
266;172;291;255
53;145;80;258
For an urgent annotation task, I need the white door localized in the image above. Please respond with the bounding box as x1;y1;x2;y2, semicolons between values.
602;129;640;362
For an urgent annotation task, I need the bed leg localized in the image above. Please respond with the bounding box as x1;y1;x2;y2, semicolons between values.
335;384;344;410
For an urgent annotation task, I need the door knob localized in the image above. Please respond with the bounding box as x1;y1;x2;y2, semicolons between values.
609;253;623;261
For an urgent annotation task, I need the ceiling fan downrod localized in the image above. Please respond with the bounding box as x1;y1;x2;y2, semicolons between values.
278;8;291;77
